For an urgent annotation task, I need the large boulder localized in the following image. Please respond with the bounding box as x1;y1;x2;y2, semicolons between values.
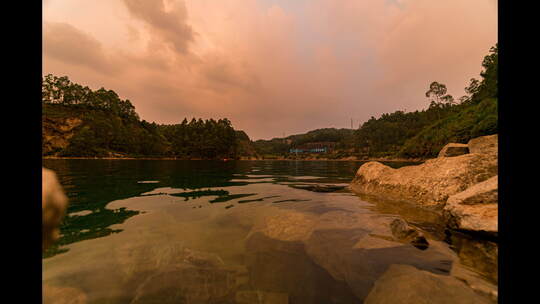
350;135;498;208
364;264;493;304
443;176;498;235
438;143;469;158
468;134;498;156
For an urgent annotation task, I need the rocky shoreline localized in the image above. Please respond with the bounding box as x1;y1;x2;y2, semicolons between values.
43;156;426;162
349;134;499;299
349;134;498;236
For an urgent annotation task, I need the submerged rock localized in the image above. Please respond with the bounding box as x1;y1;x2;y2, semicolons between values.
450;261;498;301
290;184;346;193
389;218;429;250
245;231;360;303
364;264;493;304
131;266;237;304
235;290;288;304
438;143;469;158
447;231;498;284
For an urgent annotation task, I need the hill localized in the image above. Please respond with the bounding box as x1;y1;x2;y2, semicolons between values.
252;128;355;159
354;44;497;159
42;75;257;159
252;44;497;161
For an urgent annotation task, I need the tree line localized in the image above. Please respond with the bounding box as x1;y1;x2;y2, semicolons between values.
354;44;498;158
252;45;497;159
44;44;497;160
42;75;249;159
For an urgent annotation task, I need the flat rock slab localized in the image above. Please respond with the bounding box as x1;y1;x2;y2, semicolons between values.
235;290;288;304
131;266;237;304
443;176;498;234
364;264;493;304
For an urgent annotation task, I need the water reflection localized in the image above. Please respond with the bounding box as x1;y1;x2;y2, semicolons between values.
43;159;485;304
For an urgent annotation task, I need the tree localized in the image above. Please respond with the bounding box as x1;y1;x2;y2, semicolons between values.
425;81;454;119
426;81;454;106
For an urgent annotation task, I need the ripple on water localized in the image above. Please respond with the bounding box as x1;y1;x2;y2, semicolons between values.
42;160;494;303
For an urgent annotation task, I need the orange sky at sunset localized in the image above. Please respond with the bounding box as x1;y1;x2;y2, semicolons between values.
43;0;497;140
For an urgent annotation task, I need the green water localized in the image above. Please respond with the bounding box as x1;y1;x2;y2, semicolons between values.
43;159;469;303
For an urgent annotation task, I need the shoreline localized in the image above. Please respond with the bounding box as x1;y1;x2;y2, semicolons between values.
42;156;426;162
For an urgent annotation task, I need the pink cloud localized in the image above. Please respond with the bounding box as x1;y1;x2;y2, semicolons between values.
43;0;497;139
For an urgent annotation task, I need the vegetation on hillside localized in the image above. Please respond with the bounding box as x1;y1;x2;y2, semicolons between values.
252;45;497;160
354;44;498;159
43;44;497;160
397;44;498;158
252;128;355;158
42;75;255;159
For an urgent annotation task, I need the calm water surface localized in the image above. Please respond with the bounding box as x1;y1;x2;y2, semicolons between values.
43;159;468;303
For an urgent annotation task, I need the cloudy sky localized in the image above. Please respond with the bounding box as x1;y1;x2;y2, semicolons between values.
43;0;497;140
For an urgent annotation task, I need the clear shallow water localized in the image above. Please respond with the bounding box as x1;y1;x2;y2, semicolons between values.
43;159;471;303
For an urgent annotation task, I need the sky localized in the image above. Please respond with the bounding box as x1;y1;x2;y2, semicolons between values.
43;0;497;140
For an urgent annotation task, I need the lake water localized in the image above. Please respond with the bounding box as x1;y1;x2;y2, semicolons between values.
42;159;490;303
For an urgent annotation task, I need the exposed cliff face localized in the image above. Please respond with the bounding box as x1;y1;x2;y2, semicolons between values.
43;104;256;158
234;130;259;159
42;116;83;155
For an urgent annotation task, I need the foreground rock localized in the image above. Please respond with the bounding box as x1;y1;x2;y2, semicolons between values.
349;134;497;209
443;176;498;235
364;264;493;304
42;168;69;250
350;134;498;284
43;285;87;304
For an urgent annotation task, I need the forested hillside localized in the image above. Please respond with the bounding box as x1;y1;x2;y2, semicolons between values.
42;75;257;159
252;128;355;158
43;44;497;160
354;44;498;159
252;45;497;160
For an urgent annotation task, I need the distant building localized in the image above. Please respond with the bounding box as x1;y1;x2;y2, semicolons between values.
289;142;336;153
